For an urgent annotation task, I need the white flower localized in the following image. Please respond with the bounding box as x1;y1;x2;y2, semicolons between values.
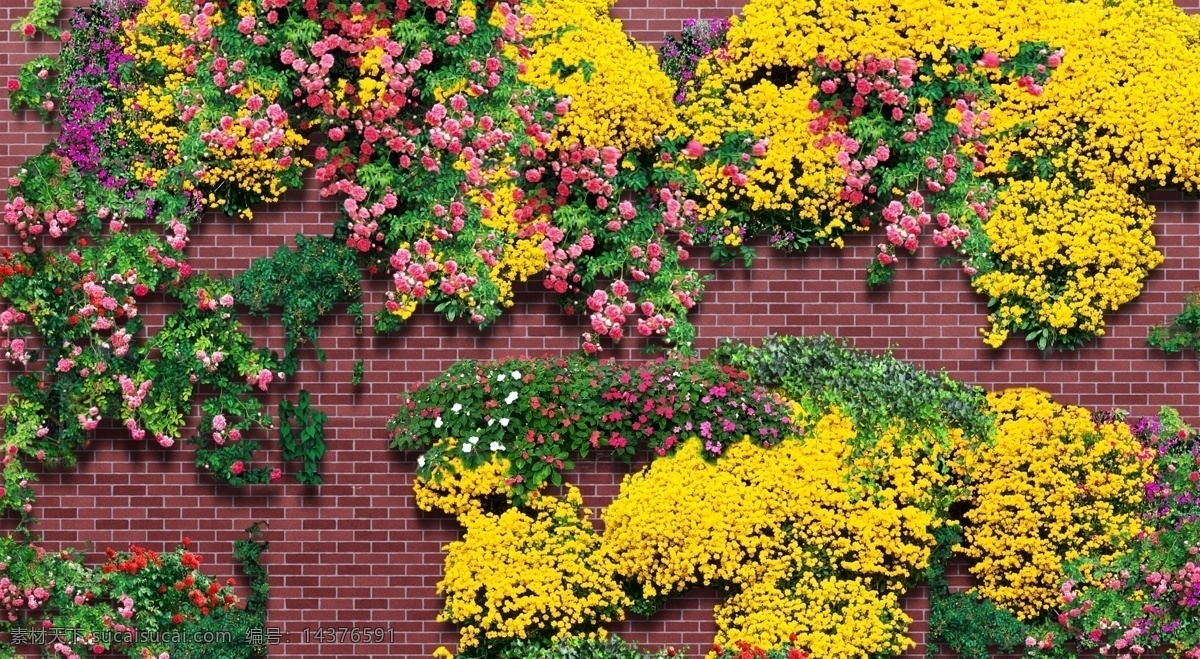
511;370;521;380
497;373;506;381
490;441;505;452
505;391;519;405
417;456;426;468
499;418;510;427
452;403;463;413
434;417;443;429
462;443;472;453
487;418;495;427
468;436;479;444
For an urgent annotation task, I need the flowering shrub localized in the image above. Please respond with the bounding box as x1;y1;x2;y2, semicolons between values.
0;526;269;659
0;234;286;518
670;0;1200;348
450;635;678;659
289;0;701;351
715;334;992;514
957;388;1154;620
390;354;793;500
417;475;627;651
1053;409;1200;658
602;430;935;659
411;340;1200;659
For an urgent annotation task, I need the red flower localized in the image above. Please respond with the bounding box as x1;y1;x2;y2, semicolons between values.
21;23;35;37
6;79;19;92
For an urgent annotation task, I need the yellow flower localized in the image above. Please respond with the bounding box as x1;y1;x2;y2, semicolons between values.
958;387;1154;619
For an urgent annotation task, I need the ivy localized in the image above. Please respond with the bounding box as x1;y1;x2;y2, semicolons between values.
1147;289;1200;356
278;390;328;487
234;235;362;367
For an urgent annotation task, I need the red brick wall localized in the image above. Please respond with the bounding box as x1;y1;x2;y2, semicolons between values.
0;0;1198;657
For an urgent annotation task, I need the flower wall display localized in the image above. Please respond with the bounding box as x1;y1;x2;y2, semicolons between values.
0;526;269;659
403;336;1200;659
958;388;1153;620
670;0;1200;349
390;354;794;500
4;0;1200;654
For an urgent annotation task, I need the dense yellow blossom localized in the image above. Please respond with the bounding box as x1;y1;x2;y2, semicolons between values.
958;388;1154;619
603;413;943;658
413;453;511;516
437;484;627;648
974;164;1162;347
470;181;547;307
521;0;680;150
679;0;1200;344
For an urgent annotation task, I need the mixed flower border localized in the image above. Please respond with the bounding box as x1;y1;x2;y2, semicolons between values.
0;0;1199;656
400;336;1200;659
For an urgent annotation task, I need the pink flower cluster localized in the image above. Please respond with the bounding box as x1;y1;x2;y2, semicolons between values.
2;194;80;244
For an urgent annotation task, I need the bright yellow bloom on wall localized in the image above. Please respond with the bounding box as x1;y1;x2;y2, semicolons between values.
958;387;1154;620
677;0;1200;345
603;412;944;659
520;0;680;151
433;483;627;649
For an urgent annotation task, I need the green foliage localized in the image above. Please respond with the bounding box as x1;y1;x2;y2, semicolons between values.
926;525;1026;659
351;359;366;386
866;259;896;287
1148;289;1200;356
278;390;328;486
391;355;794;501
715;334;992;441
929;591;1028;659
234;235;361;366
13;0;62;39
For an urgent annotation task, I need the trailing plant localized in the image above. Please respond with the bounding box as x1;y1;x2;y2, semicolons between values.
0;234;287;518
1148;290;1200;356
234;235;361;366
350;359;365;387
390;354;794;501
13;0;61;39
0;524;269;659
278;389;328;487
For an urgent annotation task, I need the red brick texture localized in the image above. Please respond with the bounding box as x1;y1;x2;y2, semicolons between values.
0;0;1198;657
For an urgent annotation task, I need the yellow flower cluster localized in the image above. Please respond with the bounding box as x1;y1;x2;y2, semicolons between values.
680;55;851;235
472;181;547;307
679;0;1200;344
958;388;1154;620
520;0;680;151
413;454;511;516
121;0;196;187
974;165;1162;347
602;414;942;659
436;483;628;649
